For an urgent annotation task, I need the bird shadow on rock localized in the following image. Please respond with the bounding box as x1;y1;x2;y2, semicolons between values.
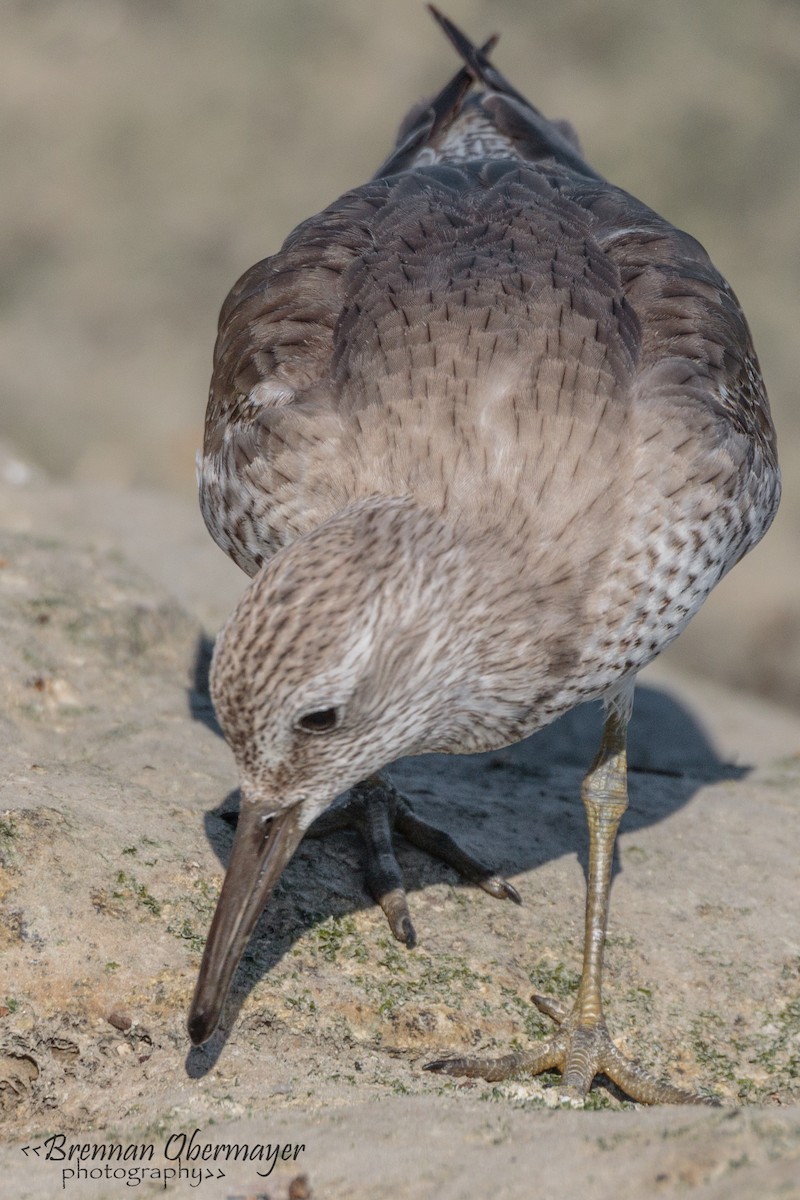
185;632;747;1077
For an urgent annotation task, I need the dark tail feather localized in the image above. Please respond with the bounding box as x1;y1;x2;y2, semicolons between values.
373;26;499;179
427;6;536;113
427;6;601;181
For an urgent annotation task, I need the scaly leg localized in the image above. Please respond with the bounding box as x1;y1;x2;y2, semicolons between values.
307;772;521;947
426;707;713;1104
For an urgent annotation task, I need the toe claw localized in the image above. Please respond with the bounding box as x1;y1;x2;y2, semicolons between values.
377;886;418;947
399;914;417;948
478;875;523;904
532;993;570;1024
423;1058;451;1073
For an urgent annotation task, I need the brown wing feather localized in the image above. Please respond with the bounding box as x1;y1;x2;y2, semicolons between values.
578;179;779;557
205;188;387;455
201;23;778;582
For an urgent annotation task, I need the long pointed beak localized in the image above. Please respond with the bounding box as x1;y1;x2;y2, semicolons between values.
188;801;304;1046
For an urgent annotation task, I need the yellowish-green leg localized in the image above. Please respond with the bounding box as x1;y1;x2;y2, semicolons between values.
426;708;713;1104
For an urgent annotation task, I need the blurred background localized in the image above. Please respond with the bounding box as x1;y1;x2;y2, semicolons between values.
2;0;799;705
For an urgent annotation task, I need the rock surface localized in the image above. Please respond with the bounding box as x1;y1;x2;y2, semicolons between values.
1;455;799;1198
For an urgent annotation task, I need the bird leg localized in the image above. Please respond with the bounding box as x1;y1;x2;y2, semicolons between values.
307;772;521;947
426;709;711;1104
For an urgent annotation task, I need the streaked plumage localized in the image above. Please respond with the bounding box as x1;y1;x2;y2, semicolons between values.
191;9;779;1104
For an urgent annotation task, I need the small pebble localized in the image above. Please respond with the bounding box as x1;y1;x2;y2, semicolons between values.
107;1010;132;1031
288;1176;312;1200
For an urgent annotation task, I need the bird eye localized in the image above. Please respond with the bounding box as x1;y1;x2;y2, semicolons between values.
296;707;339;734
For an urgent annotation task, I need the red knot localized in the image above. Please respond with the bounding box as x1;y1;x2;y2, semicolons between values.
189;8;780;1104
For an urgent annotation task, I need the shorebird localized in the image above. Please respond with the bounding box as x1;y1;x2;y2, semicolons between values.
190;9;780;1103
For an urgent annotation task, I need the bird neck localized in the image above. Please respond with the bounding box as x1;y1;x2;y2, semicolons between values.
330;495;574;754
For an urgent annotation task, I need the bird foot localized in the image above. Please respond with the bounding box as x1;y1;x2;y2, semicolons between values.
426;992;716;1105
307;773;521;947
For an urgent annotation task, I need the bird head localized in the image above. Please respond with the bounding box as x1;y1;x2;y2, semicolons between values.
188;497;483;1045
